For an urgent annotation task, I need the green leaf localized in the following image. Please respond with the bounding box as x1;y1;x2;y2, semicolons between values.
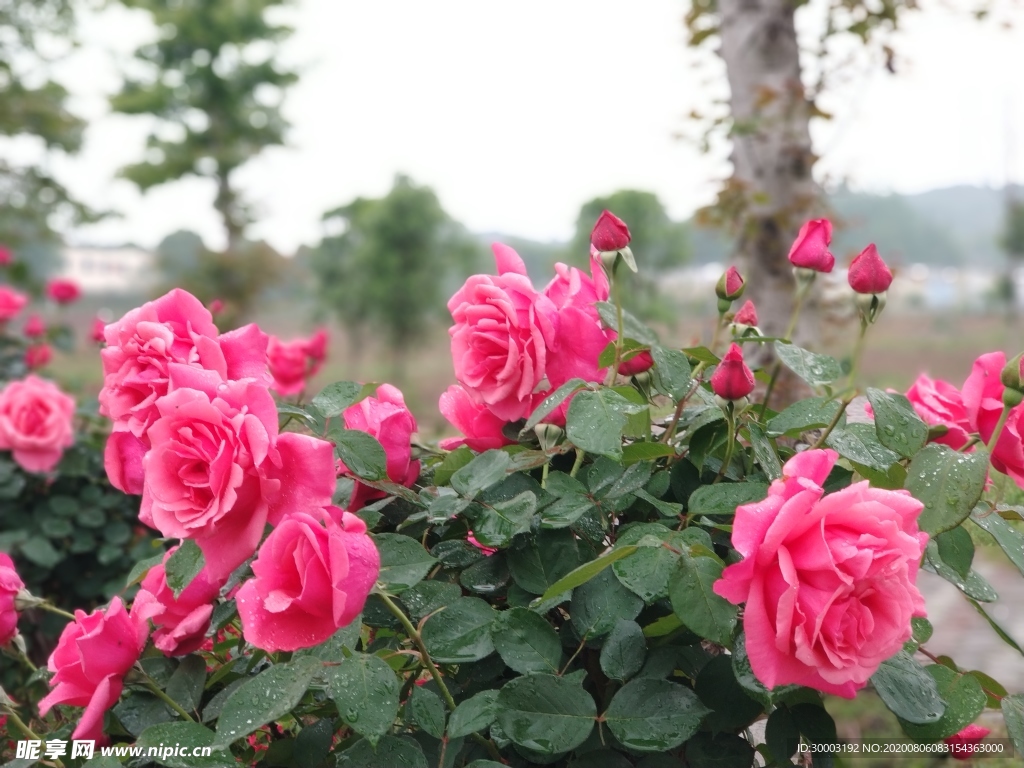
621;441;676;464
337;735;427;768
968;598;1024;655
293;718;334;768
826;423;901;472
935;525;974;579
600;620;646;681
491;607;562;675
421;597;497;663
596;301;659;345
767;397;844;438
496;674;597;755
694;655;763;732
774;341;842;386
137;722;229;768
433;445;474;487
970;508;1024;578
165;540;205;598
866;388;929;458
507;529;580;595
687;482;768;517
375;533;436;593
871;650;945;724
747;422;782;481
922;541;998;602
651;346;692;400
684;732;756;768
401;581;461;622
447;689;499;738
899;665;986;741
469;491;537;548
126;552;167;588
612;528;682;603
19;535;62;568
166;656;207;714
451;449;512;498
523;378;588;431
326;653;400;746
604;678;709;752
634;488;683;518
311;381;368;418
410;685;446;740
1001;694;1024;757
331;428;388;481
540;494;596;529
570;567;644;639
669;554;736;646
295;617;363;660
765;706;800;764
905;444;989;535
566;388;647;460
214;657;319;748
460;554;510;595
540;545;639;600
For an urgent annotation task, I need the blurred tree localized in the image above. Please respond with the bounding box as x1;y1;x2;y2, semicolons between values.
111;0;297;248
999;198;1024;314
568;190;690;321
311;175;484;369
0;0;93;255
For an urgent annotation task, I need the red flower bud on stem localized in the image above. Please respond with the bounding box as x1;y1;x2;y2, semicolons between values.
788;219;835;273
847;244;893;294
733;300;758;326
716;267;745;302
590;210;631;252
711;343;755;401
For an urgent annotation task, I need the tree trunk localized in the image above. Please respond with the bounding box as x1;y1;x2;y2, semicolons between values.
715;0;821;379
215;170;245;252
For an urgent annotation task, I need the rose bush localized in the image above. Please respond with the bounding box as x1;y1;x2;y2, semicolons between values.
3;214;1023;768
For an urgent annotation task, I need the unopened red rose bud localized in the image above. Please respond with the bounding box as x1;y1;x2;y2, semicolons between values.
848;244;893;294
590;210;631;252
788;219;835;273
733;300;758;327
711;343;755;401
716;266;745;302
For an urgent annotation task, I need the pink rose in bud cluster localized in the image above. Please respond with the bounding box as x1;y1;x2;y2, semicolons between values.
715;449;928;698
91;317;107;344
944;724;991;761
848;244;893;294
905;374;971;450
0;552;25;645
340;384;420;511
0;285;28;321
99;289;273;495
38;597;148;744
788;219;835;272
267;329;329;396
131;548;226;656
236;508;379;652
963;351;1024;486
711;343;755;401
590;209;631;252
0;245;12;266
46;278;80;305
438;385;513;452
140;368;335;580
208;298;224;316
0;375;76;473
716;266;745;301
443;241;614;444
23;314;45;338
25;343;52;370
618;351;654;376
733;300;758;327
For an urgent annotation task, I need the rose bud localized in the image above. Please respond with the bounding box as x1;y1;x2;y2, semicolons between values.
46;278;81;305
788;219;835;273
715;266;745;303
23;314;46;338
208;298;224;316
91;316;107;344
733;300;758;326
590;210;631;252
711;343;755;401
25;343;53;370
618;350;654;376
1000;351;1024;394
944;724;991;761
848;244;893;294
0;245;12;266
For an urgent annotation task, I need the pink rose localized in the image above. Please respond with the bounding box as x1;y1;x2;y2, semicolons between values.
0;375;76;473
100;289;270;494
306;328;329;363
0;285;28;322
0;245;12;266
448;244;559;421
46;278;81;304
38;597;148;744
788;219;835;273
341;384;420;511
140;365;335;580
714;449;928;698
236;508;379;652
734;300;758;327
848;244;893;294
25;343;53;370
906;374;971;450
267;331;328;397
618;351;654;376
716;266;745;301
944;724;991;761
710;343;755;401
590;210;631;252
23;314;46;338
91;316;107;344
438;385;513;452
131;547;225;656
963;351;1024;485
0;552;25;645
467;531;497;557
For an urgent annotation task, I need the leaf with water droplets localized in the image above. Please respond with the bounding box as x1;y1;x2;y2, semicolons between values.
337;735;428;768
922;540;998;602
566;388;648;460
409;685;446;739
421;597;497;663
447;689;499;739
871;650;946;724
867;388;928;458
604;677;709;752
971;507;1024;579
496;674;597;755
826;424;901;472
138;722;231;768
326;653;400;746
774;342;842;386
899;664;986;740
906;445;989;535
375;533;437;593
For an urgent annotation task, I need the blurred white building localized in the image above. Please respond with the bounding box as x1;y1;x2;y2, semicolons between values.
59;247;157;294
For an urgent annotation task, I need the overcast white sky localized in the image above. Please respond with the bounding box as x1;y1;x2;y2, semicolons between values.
27;0;1024;252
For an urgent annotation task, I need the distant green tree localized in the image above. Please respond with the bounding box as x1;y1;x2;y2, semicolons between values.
1004;200;1024;261
311;176;484;366
568;190;690;321
111;0;297;248
0;0;92;254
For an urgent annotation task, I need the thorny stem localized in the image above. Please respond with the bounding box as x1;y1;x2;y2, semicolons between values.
810;320;870;450
377;590;505;763
560;633;590;676
606;271;625;387
661;362;706;445
713;405;737;484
